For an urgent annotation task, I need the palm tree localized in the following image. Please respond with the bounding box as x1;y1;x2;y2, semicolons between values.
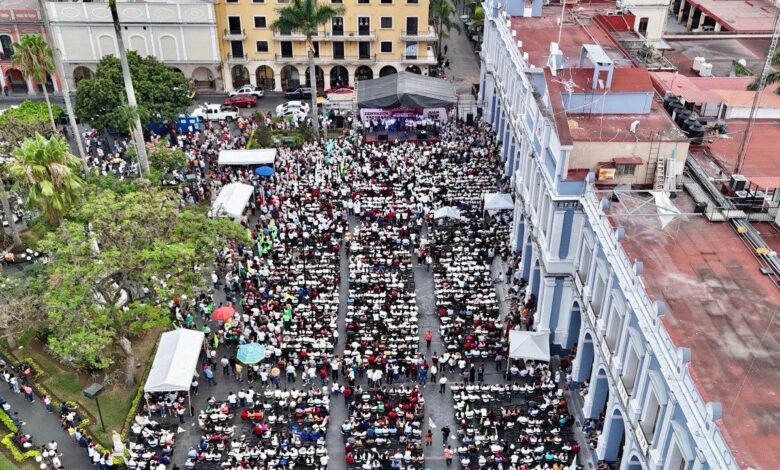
5;133;85;225
272;0;344;139
109;0;150;177
747;49;780;94
12;34;57;133
430;0;462;59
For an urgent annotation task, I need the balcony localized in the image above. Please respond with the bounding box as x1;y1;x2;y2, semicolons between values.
272;31;309;41
272;30;376;41
226;53;248;63
274;54;376;64
401;53;437;65
223;28;246;40
400;27;437;41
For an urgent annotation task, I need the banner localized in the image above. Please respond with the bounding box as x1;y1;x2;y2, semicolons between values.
360;107;448;124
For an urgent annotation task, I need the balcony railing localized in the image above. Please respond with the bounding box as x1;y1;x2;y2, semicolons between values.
226;53;248;63
274;53;376;64
223;28;246;40
400;27;437;41
272;30;376;41
401;53;437;65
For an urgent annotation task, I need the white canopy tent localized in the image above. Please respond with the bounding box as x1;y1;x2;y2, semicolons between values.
217;149;276;166
210;183;254;221
144;329;205;414
508;330;550;362
483;192;514;211
433;206;465;221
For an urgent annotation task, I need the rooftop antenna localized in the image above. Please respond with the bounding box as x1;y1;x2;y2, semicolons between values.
558;0;566;45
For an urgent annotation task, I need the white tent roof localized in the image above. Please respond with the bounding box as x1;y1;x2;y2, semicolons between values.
217;149;276;166
508;330;550;362
145;329;205;393
210;183;254;221
483;192;514;211
433;206;465;220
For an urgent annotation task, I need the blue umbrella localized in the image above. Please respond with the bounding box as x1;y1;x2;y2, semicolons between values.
255;166;274;177
237;343;266;364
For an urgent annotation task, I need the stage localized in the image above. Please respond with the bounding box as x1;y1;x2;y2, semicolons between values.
364;129;440;144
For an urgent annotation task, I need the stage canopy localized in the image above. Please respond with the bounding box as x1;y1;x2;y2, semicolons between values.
145;329;205;393
210;183;254;221
357;72;456;108
218;149;276;166
508;330;550;362
484;192;514;211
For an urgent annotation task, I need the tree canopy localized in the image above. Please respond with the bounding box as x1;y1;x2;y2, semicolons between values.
38;186;247;375
74;52;193;131
0;100;61;156
12;34;58;132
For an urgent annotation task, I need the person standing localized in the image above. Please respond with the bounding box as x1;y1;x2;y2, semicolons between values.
444;445;453;466
425;429;432;446
442;425;451;445
439;375;447;393
424;330;433;349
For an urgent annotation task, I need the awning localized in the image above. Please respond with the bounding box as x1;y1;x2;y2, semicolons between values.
613;156;643;165
217;149;276;166
508;330;550;362
483;192;514;211
357;71;456;108
210;183;254;221
433;206;465;220
145;329;205;393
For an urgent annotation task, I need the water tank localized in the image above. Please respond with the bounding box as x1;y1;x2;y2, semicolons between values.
683;116;699;135
675;109;692;128
699;62;713;77
663;93;677;111
669;103;684;123
694;201;707;214
665;96;682;113
692;57;706;72
688;123;704;145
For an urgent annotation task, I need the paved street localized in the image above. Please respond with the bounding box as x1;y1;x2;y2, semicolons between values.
441;12;481;95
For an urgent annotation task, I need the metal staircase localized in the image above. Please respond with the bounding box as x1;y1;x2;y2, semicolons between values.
649;133;665;190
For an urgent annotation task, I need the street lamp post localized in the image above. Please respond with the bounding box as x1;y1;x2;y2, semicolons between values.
83;383;106;432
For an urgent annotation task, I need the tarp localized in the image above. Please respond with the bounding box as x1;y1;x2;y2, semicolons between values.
483;192;514;211
508;330;550;362
210;183;254;221
433;206;465;220
218;149;276;166
145;329;205;393
357;71;456;109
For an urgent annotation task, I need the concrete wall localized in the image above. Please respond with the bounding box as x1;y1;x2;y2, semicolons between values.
562;91;653;115
723;105;780;120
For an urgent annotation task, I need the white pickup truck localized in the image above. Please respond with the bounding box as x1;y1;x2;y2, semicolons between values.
228;85;265;99
192;103;239;121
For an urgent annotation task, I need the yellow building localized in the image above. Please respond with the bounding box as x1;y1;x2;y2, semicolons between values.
214;0;437;92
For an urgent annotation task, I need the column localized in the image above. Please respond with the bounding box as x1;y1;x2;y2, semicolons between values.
676;0;686;23
0;68;6;91
554;279;575;347
249;66;258;87
223;63;234;92
534;276;556;333
685;7;696;31
697;12;707;30
26;77;37;96
714;22;722;32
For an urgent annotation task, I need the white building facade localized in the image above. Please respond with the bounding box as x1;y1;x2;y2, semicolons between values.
44;0;222;91
479;1;739;469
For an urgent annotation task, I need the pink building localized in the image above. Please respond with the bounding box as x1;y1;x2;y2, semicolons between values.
0;0;60;95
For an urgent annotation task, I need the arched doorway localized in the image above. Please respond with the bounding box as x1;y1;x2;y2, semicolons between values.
585;367;609;420
281;65;300;92
5;69;27;94
379;65;397;77
304;66;324;92
255;65;275;91
329;66;348;89
192;66;215;90
37;73;54;93
231;65;249;88
601;408;626;464
171;67;184;76
73;66;94;86
574;331;594;383
355;66;373;82
405;65;421;74
627;455;642;470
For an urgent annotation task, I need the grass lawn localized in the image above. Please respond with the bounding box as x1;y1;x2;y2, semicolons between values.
15;336;154;446
0;452;33;470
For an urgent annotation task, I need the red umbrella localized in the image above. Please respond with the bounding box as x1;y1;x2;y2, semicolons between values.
212;305;236;322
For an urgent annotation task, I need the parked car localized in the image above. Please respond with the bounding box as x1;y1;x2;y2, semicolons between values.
192;103;239;121
284;87;313;99
224;94;258;108
228;85;265;99
275;101;310;119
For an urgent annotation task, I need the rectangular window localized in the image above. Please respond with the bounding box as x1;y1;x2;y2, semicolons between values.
358;42;371;59
358;17;370;35
407;0;418;4
253;16;267;28
226;0;238;3
331;17;344;35
332;41;344;59
252;0;265;3
312;41;320;58
380;41;392;53
332;0;342;3
616;164;637;176
406;17;418;35
380;17;393;28
381;0;392;4
256;40;269;52
230;41;244;58
358;0;369;4
280;41;293;58
228;16;242;33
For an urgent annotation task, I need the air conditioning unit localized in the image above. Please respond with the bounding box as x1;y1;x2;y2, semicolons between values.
730;174;747;192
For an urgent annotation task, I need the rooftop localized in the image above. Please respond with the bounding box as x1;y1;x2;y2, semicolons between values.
664;38;770;77
566;100;687;143
685;0;778;33
603;189;780;470
691;119;780;189
565;67;654;94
